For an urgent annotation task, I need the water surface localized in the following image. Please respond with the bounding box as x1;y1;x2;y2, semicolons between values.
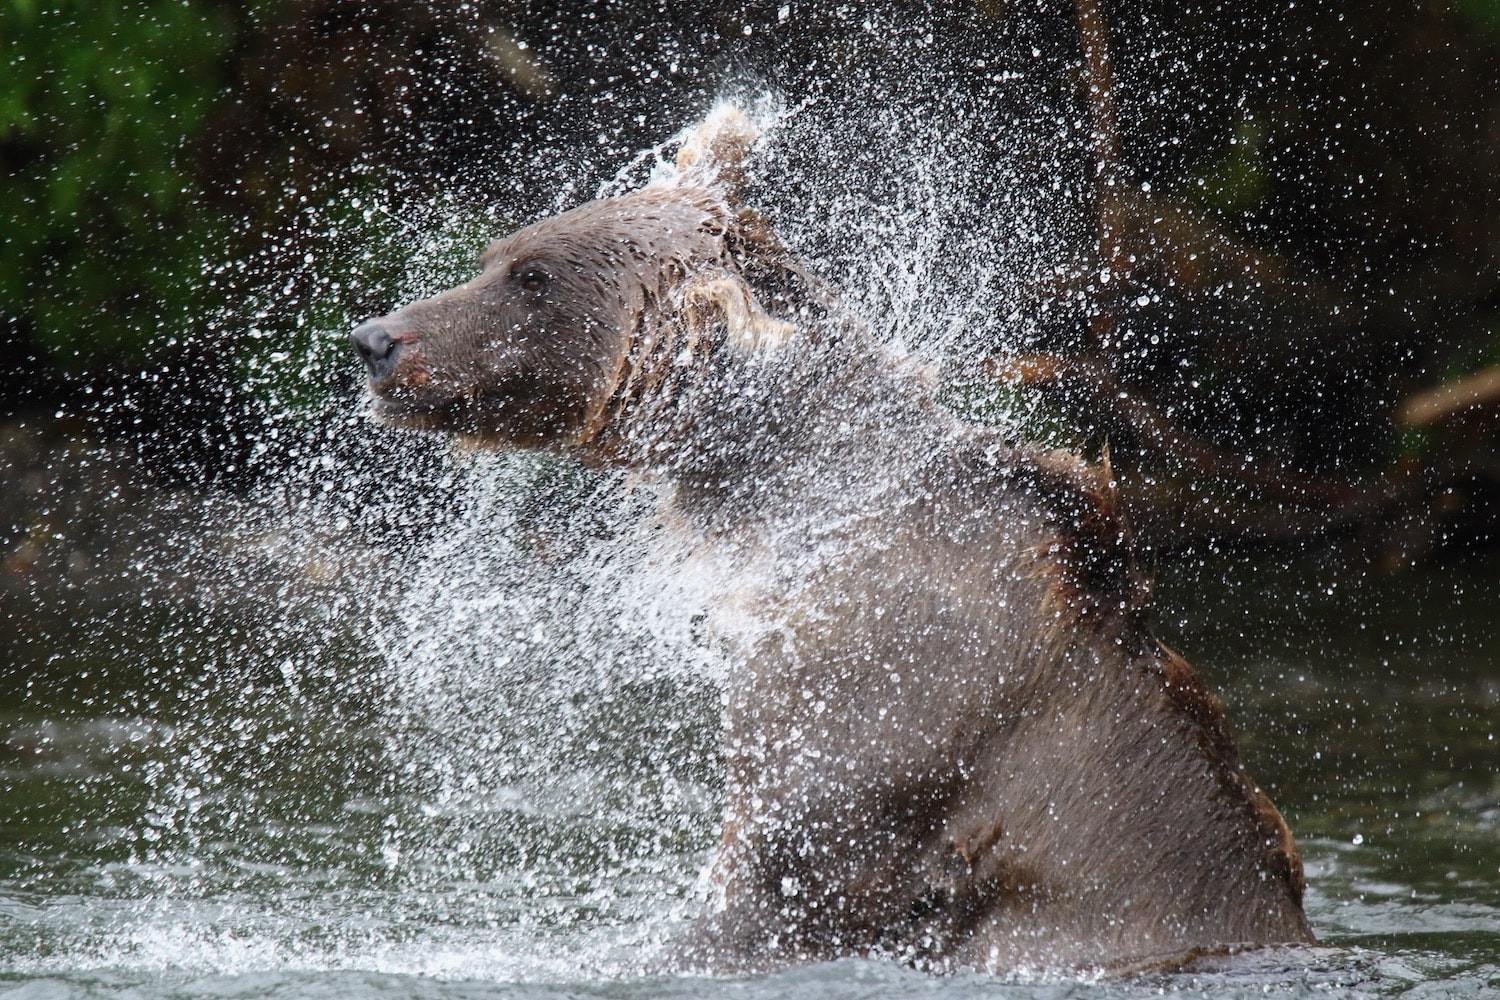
3;452;1497;998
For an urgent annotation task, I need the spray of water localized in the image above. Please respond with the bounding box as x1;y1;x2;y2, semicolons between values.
8;25;1096;984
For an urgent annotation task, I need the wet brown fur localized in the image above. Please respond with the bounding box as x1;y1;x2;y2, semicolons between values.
354;108;1314;976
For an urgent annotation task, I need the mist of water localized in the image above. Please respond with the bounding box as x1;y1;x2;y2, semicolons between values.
3;55;1097;982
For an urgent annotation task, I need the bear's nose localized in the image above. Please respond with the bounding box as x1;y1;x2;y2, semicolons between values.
350;320;402;379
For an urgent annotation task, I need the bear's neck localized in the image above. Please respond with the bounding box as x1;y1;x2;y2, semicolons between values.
582;329;953;534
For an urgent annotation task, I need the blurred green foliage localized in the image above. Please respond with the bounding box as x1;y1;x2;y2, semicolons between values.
1456;0;1500;33
0;0;241;364
1184;115;1269;216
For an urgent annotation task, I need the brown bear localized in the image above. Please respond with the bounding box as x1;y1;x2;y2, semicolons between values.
350;106;1315;976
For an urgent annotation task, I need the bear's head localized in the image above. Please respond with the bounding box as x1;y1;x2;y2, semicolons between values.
351;107;797;460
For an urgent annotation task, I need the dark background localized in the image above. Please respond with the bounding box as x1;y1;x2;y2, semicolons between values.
3;0;1498;568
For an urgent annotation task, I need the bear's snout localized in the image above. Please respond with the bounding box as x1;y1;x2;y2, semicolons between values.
350;319;402;381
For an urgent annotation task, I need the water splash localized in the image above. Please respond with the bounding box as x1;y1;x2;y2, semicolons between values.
2;62;1092;980
0;17;1329;992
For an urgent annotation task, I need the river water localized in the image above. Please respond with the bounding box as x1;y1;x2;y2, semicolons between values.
2;437;1497;999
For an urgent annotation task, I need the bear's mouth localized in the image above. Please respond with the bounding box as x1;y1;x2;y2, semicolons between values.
367;385;537;442
366;390;475;433
365;365;589;448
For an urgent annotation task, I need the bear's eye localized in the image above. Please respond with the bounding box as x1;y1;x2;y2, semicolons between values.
517;266;551;293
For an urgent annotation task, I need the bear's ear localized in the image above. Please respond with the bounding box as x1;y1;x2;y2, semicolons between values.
679;271;794;353
674;103;757;199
